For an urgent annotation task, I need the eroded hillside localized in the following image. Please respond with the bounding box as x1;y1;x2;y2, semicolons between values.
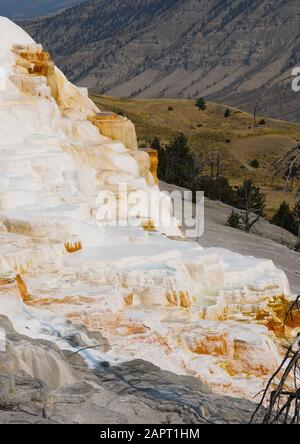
22;0;300;120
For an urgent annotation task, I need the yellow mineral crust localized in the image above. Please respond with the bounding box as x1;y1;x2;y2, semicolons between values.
13;45;54;77
0;277;15;287
124;293;134;306
141;219;157;232
256;295;300;337
12;44;97;113
15;274;30;303
67;311;149;336
88;113;138;150
166;291;192;308
142;148;159;184
64;241;83;254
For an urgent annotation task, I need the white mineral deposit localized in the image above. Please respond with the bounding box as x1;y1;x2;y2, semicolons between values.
0;17;298;406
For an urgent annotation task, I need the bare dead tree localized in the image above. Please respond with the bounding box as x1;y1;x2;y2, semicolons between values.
250;296;300;424
206;151;224;180
266;144;300;192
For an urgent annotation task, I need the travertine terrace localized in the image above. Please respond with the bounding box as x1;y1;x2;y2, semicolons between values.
0;16;299;404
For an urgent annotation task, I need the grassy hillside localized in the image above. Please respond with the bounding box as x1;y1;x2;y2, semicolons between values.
91;94;300;217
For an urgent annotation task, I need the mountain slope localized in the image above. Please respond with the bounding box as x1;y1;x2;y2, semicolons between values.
0;0;85;19
22;0;300;120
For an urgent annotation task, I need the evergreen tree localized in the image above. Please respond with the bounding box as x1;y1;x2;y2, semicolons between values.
151;137;161;150
224;108;231;118
235;180;266;232
157;147;167;180
164;133;195;188
195;98;207;111
196;176;235;205
272;201;296;234
293;199;300;244
250;159;260;169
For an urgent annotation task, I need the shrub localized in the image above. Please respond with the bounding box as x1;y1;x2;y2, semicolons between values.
250;159;259;169
227;210;241;229
224;108;231;118
151;137;161;150
196;98;207;111
111;107;126;117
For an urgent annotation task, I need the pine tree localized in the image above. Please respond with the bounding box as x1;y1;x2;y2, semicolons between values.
157;147;167;180
272;201;296;234
292;199;300;244
151;137;161;150
235;180;266;232
164;133;195;188
195;98;207;111
224;108;231;118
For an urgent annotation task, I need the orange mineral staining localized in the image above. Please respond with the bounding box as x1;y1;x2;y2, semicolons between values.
256;294;300;337
187;332;230;357
144;149;159;184
13;45;54;77
15;274;30;303
88;112;138;150
0;277;14;286
64;241;83;254
124;293;134;306
166;290;191;308
141;219;156;232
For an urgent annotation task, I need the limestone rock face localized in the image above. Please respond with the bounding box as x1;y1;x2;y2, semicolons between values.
0;16;298;409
